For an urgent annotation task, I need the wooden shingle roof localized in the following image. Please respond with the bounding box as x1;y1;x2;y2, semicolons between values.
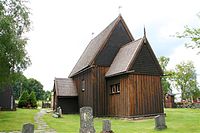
106;36;163;77
105;38;143;77
53;78;77;96
69;15;133;77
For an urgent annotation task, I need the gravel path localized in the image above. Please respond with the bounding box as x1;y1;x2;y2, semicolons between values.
34;109;56;133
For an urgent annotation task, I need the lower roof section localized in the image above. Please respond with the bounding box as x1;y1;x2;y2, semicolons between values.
54;78;78;97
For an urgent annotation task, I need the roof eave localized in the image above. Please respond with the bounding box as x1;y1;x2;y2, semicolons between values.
69;65;95;78
126;38;144;71
105;70;135;78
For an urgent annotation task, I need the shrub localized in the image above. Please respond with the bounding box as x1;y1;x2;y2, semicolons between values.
18;91;37;108
29;91;37;108
18;91;29;108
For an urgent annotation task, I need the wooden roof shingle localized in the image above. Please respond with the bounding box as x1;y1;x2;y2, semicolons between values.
54;78;77;96
106;35;163;77
69;15;133;77
105;38;143;77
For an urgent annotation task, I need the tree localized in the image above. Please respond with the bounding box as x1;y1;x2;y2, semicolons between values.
18;90;38;108
12;72;28;99
173;61;199;101
12;75;45;100
18;90;29;108
158;56;173;95
43;90;51;102
0;0;31;87
27;78;45;100
176;13;200;54
28;91;37;108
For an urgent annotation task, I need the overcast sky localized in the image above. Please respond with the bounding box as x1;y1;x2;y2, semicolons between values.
24;0;200;91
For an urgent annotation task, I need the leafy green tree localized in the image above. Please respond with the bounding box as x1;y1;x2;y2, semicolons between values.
158;56;174;95
18;90;29;108
27;78;45;100
28;91;37;108
12;73;28;99
176;13;200;54
12;76;45;100
43;90;51;101
0;0;31;87
173;61;199;101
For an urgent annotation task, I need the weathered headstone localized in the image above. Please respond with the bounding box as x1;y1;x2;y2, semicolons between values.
58;107;62;117
154;115;167;130
80;107;95;133
56;106;60;113
22;123;34;133
102;120;113;133
52;106;62;118
56;106;62;117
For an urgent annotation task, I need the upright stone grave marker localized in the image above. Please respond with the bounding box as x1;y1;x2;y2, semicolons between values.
22;123;34;133
154;115;167;130
102;120;113;133
57;106;62;117
80;107;95;133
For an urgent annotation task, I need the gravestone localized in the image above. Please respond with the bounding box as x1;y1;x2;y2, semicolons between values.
102;120;113;133
52;106;62;118
22;123;34;133
57;106;62;117
79;107;95;133
154;115;167;130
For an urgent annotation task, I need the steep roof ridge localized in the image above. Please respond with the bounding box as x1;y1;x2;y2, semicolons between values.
122;38;143;71
88;15;123;65
68;17;118;77
139;36;164;75
126;37;144;70
127;35;164;75
118;15;134;41
120;37;142;49
105;38;143;77
69;14;133;77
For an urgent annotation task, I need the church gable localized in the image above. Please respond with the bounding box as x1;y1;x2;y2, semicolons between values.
69;15;133;77
130;41;163;75
94;20;133;66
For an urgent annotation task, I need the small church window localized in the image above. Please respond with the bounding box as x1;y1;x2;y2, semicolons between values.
110;85;115;94
110;83;120;94
116;84;120;93
81;80;85;92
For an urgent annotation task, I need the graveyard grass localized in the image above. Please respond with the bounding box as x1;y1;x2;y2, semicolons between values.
43;108;200;133
0;108;38;132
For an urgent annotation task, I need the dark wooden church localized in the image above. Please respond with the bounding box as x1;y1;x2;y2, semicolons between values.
53;15;164;117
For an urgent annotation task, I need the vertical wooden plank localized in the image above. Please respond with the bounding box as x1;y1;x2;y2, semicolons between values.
136;75;139;115
121;77;124;116
143;75;146;114
125;77;126;116
126;76;129;116
133;75;136;115
146;75;149;114
129;75;133;115
141;75;144;114
123;78;125;116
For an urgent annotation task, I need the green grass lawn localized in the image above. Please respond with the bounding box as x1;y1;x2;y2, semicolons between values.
0;108;39;132
43;108;200;133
